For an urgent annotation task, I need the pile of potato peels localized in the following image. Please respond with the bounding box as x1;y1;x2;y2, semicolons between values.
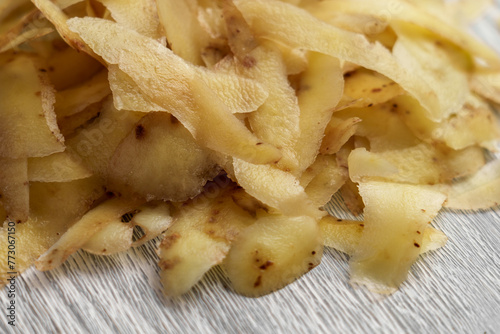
1;0;500;297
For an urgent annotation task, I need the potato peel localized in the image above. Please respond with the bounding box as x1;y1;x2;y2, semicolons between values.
351;181;446;294
445;159;500;210
235;0;441;120
319;216;448;256
67;17;282;165
36;197;141;271
0;0;498;300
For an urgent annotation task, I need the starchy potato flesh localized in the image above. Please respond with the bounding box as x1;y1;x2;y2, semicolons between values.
0;55;65;158
65;97;143;177
0;0;498;299
335;103;421;152
0;176;104;282
336;140;365;216
156;0;207;65
54;70;111;118
67;17;282;165
320;117;361;155
224;214;322;297
42;43;103;91
0;158;29;223
36;197;140;271
347;148;399;183
273;43;308;76
336;69;405;110
57;100;103;137
295;52;344;175
107;112;220;202
319;215;448;256
159;183;254;296
394;94;500;150
97;0;160;39
82;218;133;255
82;202;173;254
445;159;500;210
302;155;346;208
232;158;321;218
349;144;486;185
350;181;446;293
28;151;92;182
391;23;470;120
129;202;173;246
470;72;500;105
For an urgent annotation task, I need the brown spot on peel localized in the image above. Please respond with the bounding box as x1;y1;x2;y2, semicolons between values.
159;258;180;270
254;275;262;287
259;261;274;270
135;124;145;140
161;233;181;250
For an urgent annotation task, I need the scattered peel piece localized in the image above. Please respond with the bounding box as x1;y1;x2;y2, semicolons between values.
295;52;344;175
107;112;220;202
0;55;65;158
159;183;254;296
445;159;500;210
224;214;322;297
336;69;404;110
97;0;160;39
232;158;321;218
235;0;441;120
67;16;282;165
303;0;500;70
0;176;105;282
302;154;347;208
350;181;446;294
54;70;111;119
82;202;173;254
319;216;448;256
109;63;270;115
35;197;141;271
0;158;29;223
28;151;92;182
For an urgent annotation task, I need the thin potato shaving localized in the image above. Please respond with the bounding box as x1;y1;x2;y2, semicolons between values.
351;181;446;293
67;16;282;165
234;0;441;120
319;216;448;256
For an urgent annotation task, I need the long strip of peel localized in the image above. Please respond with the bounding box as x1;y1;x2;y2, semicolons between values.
67;17;281;165
303;0;500;70
35;197;140;271
235;0;441;121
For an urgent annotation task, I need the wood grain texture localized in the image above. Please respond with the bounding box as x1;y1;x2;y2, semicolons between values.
1;199;499;334
2;6;500;334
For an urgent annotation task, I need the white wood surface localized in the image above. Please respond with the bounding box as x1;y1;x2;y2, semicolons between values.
2;5;500;334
